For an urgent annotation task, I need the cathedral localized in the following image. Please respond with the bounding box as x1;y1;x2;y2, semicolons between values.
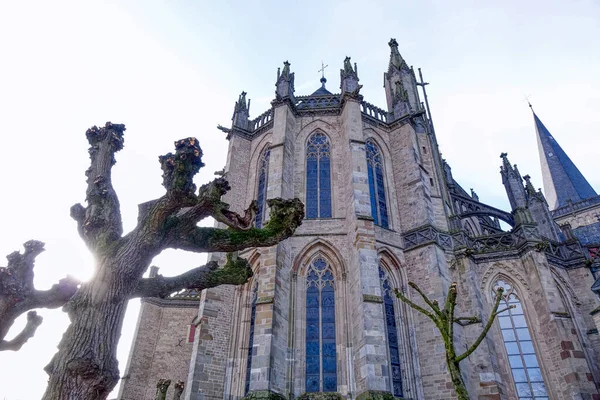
118;39;600;400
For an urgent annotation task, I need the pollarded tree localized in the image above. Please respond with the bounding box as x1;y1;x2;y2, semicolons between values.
394;282;511;400
0;122;304;400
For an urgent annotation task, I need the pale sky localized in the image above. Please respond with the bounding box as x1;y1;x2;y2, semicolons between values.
0;1;599;399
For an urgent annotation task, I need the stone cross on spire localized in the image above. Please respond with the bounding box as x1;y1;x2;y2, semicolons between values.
318;61;328;87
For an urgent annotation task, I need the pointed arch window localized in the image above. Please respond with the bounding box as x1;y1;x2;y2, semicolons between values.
255;148;270;228
306;258;337;392
306;132;332;218
366;140;389;228
244;281;258;395
379;265;403;397
493;281;548;399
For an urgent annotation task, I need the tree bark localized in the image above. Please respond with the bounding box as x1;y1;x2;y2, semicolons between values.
395;282;507;400
447;357;469;400
42;244;151;399
37;125;305;399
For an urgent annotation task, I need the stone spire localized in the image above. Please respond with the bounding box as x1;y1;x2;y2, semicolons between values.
388;38;409;72
275;60;295;102
383;38;420;119
500;152;527;211
340;56;360;94
232;91;250;129
533;109;597;210
523;174;560;240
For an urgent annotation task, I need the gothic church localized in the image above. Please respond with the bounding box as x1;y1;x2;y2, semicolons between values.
119;39;600;400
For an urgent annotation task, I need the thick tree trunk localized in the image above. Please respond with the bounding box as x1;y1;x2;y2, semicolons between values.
42;297;125;399
447;355;469;400
42;246;148;400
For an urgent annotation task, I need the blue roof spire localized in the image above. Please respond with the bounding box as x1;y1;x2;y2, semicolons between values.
533;108;597;210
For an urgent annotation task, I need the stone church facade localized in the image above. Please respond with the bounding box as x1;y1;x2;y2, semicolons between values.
119;40;600;400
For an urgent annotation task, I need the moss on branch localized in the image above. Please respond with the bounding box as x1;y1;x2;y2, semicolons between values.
394;281;506;400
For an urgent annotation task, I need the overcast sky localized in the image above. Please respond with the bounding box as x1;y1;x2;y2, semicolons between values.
0;1;599;399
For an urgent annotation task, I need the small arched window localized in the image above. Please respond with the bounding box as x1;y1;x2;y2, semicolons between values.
379;265;403;397
306;132;332;219
493;280;548;399
306;257;336;392
366;140;389;228
244;281;258;395
255;148;270;228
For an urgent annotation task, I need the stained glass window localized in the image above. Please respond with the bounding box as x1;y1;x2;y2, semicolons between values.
255;148;270;228
379;265;403;397
306;258;337;392
306;132;332;218
245;282;259;395
493;281;549;399
366;140;389;228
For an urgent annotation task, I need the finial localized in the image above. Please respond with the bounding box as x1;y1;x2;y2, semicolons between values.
524;94;534;112
500;152;508;159
388;38;399;48
318;60;328;88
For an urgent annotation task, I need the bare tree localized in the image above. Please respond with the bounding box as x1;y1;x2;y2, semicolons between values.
394;282;511;400
0;122;304;400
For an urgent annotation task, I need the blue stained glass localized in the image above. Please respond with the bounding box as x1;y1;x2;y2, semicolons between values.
493;281;548;399
389;348;400;364
376;165;389;228
255;149;270;228
379;265;403;397
323;376;337;392
306;376;319;393
314;258;327;271
307;157;318;218
306;132;332;218
245;283;258;395
367;162;378;225
366;140;389;228
305;258;337;392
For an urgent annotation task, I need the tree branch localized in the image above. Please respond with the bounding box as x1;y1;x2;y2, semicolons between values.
71;122;125;249
0;241;79;351
446;282;457;346
0;311;43;351
174;177;258;231
408;281;444;319
131;253;253;298
159;137;204;198
170;198;304;253
456;287;507;362
453;317;482;326
393;288;438;322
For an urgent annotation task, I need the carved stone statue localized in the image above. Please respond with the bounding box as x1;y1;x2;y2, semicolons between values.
173;381;185;400
394;80;408;102
343;56;353;74
155;379;171;400
281;60;290;78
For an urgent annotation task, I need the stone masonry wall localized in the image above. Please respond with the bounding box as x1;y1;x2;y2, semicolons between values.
119;300;199;400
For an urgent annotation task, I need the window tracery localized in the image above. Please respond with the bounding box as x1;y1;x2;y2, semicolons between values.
306;132;332;218
244;281;258;395
366;140;389;228
255;148;270;228
493;280;548;399
305;257;337;392
379;265;403;397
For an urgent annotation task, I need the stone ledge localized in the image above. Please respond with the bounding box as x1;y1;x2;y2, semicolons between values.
256;296;274;305
297;392;344;400
242;390;286;400
355;390;403;400
363;294;383;303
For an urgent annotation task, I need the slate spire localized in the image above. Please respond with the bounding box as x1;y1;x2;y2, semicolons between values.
532;108;597;210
